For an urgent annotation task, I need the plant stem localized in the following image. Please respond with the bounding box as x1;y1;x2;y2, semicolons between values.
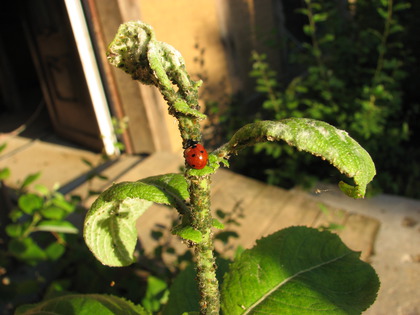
107;21;220;314
373;0;393;83
305;0;326;79
251;51;281;113
188;175;219;314
366;0;393;118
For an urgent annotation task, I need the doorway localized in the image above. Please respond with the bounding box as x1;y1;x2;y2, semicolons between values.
0;0;103;151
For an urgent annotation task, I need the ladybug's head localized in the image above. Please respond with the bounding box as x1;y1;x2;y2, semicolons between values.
184;139;199;149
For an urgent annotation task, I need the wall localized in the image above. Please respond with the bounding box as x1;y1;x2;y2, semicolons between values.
89;0;282;153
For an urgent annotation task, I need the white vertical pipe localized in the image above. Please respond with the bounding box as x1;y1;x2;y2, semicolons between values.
64;0;118;156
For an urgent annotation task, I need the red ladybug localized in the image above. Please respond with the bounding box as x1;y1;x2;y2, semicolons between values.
184;143;208;169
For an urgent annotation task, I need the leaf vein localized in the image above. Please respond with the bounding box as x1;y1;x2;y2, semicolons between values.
244;252;353;314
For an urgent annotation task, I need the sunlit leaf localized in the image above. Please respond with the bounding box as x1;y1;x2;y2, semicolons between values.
0;167;10;180
20;172;41;189
18;194;43;214
84;173;189;266
221;226;380;314
36;220;79;234
214;118;376;198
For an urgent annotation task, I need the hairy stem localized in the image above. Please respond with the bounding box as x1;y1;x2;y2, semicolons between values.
188;175;219;314
107;21;220;314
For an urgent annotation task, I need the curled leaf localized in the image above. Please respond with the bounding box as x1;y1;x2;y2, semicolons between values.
107;21;204;127
107;21;157;85
84;173;189;266
213;118;376;198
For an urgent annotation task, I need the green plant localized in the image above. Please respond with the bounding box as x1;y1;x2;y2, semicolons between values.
111;115;129;152
0;166;78;310
17;21;379;314
5;180;79;265
0;154;153;313
231;0;415;195
0;161;79;263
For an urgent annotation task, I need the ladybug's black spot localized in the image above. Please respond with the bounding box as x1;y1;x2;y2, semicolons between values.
191;154;196;157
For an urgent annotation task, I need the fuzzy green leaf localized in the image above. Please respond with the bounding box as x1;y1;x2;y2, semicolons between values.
107;21;203;123
171;225;203;243
212;218;225;229
0;142;6;154
214;118;375;198
107;21;157;85
8;238;47;265
20;172;41;189
221;226;380;314
18;193;43;214
36;220;79;234
162;264;199;315
0;167;10;180
44;242;66;261
5;223;24;238
173;100;206;119
52;195;77;213
34;184;50;196
84;173;189;267
15;293;150;315
40;206;68;220
141;276;169;312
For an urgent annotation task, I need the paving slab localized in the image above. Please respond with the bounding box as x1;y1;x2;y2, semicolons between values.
1;139;391;313
0;136;103;191
309;183;420;315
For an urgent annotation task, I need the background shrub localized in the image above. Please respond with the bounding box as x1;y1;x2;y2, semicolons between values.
215;0;419;198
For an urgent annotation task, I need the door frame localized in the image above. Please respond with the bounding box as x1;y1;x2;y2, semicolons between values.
64;0;118;156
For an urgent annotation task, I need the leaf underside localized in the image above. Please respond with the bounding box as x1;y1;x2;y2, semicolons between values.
219;118;376;198
83;173;189;267
221;226;380;315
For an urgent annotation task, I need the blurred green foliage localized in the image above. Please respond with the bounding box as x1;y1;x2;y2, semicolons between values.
216;0;419;197
0;148;146;314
